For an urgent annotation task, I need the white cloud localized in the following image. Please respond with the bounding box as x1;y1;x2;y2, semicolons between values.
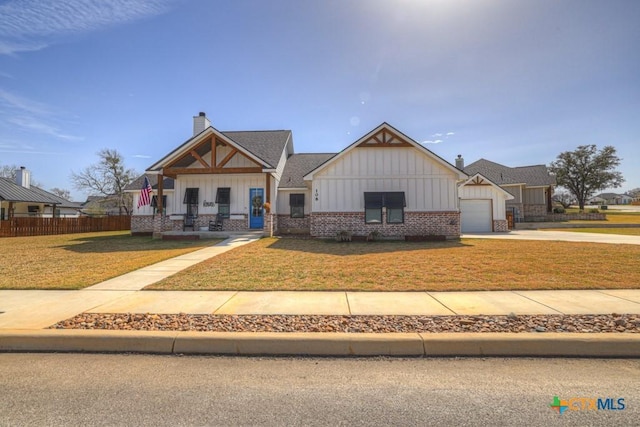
0;89;53;116
446;132;455;136
422;139;443;144
431;133;443;137
132;154;151;159
8;116;83;141
0;0;171;55
0;89;83;141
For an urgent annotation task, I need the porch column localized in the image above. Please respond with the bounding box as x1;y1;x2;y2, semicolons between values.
156;174;164;214
265;173;271;204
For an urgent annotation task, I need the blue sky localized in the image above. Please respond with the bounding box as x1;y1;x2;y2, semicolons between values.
0;0;638;201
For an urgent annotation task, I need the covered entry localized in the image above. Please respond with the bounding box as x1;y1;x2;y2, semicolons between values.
460;199;492;232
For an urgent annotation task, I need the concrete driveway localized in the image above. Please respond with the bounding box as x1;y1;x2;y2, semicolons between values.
462;229;640;245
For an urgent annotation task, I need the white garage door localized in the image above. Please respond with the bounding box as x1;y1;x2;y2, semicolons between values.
460;200;492;233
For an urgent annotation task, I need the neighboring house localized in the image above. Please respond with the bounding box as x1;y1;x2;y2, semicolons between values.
0;167;81;219
130;113;514;237
462;158;555;222
589;193;633;205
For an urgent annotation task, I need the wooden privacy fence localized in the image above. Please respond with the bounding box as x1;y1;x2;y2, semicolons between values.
0;216;131;237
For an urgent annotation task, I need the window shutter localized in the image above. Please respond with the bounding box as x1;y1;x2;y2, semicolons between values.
290;193;305;207
151;195;167;208
184;188;199;204
364;192;384;209
384;192;406;209
215;187;231;204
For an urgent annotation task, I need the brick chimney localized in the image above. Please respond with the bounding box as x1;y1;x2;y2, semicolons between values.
455;155;464;170
193;112;211;136
15;166;30;188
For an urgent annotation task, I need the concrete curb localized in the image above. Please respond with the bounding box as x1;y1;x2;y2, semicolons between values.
1;330;639;357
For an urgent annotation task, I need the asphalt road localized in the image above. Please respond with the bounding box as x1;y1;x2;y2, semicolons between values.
1;354;638;426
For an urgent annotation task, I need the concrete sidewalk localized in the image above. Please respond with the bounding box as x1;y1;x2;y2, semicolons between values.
2;230;640;356
2;289;640;330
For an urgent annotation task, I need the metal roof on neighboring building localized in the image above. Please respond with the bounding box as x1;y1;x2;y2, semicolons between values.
0;177;80;206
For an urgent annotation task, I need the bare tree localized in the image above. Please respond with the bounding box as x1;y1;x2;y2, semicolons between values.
552;191;574;209
71;149;137;215
50;187;72;201
0;164;19;179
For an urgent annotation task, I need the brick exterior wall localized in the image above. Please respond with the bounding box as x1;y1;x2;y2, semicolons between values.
310;211;460;238
132;215;155;233
493;219;508;232
277;215;311;234
133;214;260;234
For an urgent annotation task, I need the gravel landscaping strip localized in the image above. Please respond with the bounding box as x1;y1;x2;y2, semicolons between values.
50;313;640;333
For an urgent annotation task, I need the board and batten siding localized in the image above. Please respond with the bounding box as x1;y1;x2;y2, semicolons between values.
172;174;265;216
502;185;522;203
459;185;507;220
523;187;546;204
277;189;312;216
310;147;459;212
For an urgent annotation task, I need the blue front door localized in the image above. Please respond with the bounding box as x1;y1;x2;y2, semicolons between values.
249;188;264;229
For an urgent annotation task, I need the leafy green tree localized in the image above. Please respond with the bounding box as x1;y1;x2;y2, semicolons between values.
549;145;624;210
71;149;137;215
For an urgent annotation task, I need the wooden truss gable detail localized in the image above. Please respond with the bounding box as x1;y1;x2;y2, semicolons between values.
163;136;263;177
467;175;490;185
357;129;413;148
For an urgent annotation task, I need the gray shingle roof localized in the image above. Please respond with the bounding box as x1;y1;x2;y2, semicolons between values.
0;177;80;207
147;128;292;171
125;174;175;192
222;130;291;169
279;153;336;188
464;159;555;187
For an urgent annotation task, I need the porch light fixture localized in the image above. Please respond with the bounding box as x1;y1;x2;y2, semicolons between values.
314;189;319;201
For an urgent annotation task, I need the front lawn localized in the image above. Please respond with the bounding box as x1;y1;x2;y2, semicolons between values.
564;209;640;224
0;231;219;290
148;237;640;291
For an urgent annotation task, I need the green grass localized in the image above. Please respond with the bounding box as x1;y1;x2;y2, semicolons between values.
147;237;640;292
0;231;220;290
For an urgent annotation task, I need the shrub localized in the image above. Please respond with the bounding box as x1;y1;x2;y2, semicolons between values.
335;230;352;242
589;208;600;213
367;230;381;241
553;207;565;214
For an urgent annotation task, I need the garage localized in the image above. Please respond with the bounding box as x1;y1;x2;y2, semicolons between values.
460;199;492;232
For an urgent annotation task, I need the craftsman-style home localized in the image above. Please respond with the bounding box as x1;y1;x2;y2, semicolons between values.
129;113;516;237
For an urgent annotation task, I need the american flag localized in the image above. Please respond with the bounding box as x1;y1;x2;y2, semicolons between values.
137;176;153;208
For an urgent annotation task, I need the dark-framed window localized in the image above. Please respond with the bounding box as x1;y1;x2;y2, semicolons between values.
385;192;406;224
364;192;383;223
290;193;305;218
28;205;40;216
216;187;231;218
151;195;167;214
364;192;406;224
184;188;199;217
